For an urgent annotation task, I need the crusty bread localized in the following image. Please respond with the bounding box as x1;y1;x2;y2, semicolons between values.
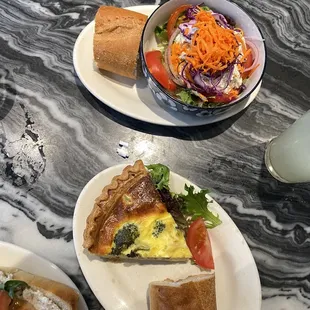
93;6;147;79
0;267;79;310
10;301;36;310
149;273;217;310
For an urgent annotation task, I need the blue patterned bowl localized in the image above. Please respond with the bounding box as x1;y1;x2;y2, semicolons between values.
139;0;266;117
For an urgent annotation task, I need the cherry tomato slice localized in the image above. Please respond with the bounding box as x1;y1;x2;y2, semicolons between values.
208;92;238;104
0;291;11;310
186;218;215;270
145;50;177;91
167;5;192;38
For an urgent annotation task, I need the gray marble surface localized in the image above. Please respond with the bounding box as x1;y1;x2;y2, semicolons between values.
1;0;310;309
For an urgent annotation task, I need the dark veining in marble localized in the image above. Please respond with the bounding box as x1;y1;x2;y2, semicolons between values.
0;101;46;187
37;222;73;241
1;0;310;309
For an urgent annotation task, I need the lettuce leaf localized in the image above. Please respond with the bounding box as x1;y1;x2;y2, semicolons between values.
155;23;168;43
176;90;197;105
147;163;222;229
201;6;210;11
178;185;222;228
146;164;170;190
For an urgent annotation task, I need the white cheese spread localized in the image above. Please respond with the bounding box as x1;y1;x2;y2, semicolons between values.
23;288;61;310
224;64;243;94
0;271;13;284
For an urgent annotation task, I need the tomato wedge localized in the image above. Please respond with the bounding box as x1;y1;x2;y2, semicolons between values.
167;5;192;38
145;50;177;91
0;291;11;310
208;92;238;104
242;45;254;79
186;218;214;269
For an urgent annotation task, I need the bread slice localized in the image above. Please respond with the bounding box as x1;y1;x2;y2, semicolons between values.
93;6;147;79
149;273;217;310
0;268;79;310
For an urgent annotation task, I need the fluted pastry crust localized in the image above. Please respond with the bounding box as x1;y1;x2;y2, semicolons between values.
83;160;166;255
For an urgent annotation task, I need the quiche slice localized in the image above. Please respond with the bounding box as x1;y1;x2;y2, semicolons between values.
83;160;192;260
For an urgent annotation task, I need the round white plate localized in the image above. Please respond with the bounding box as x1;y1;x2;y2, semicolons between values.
73;164;262;310
73;5;261;127
0;241;88;310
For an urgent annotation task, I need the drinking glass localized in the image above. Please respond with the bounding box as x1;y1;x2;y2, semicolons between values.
265;110;310;183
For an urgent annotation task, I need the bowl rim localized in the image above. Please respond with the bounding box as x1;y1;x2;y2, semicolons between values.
139;0;267;111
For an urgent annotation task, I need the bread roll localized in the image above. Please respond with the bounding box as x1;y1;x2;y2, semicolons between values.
149;273;217;310
93;6;147;79
0;267;79;310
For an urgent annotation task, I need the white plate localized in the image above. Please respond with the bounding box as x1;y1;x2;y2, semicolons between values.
0;241;88;310
73;164;262;310
73;5;261;127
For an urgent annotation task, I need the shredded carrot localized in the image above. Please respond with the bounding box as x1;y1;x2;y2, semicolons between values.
237;63;245;73
228;89;239;97
169;9;243;74
239;48;252;63
170;42;182;72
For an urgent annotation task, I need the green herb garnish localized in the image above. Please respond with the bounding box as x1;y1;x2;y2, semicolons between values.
0;280;28;299
146;164;170;190
178;185;222;228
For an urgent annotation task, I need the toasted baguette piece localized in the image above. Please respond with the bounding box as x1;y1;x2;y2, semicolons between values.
9;301;36;310
93;6;147;79
0;267;79;310
149;273;217;310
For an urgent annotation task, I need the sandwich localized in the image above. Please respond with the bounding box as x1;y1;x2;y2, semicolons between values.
93;6;147;79
83;160;221;263
0;268;79;310
149;273;217;310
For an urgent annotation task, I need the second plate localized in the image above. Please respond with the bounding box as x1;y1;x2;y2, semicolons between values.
0;241;88;310
73;5;261;127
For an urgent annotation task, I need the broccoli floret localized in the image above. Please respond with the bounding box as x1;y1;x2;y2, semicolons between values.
111;223;139;255
152;220;166;238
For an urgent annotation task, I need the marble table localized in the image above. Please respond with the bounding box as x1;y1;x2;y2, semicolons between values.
1;0;310;309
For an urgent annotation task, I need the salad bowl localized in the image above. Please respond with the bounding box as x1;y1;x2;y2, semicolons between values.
139;0;266;117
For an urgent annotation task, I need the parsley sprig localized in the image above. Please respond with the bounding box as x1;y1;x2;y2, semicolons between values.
0;280;28;298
